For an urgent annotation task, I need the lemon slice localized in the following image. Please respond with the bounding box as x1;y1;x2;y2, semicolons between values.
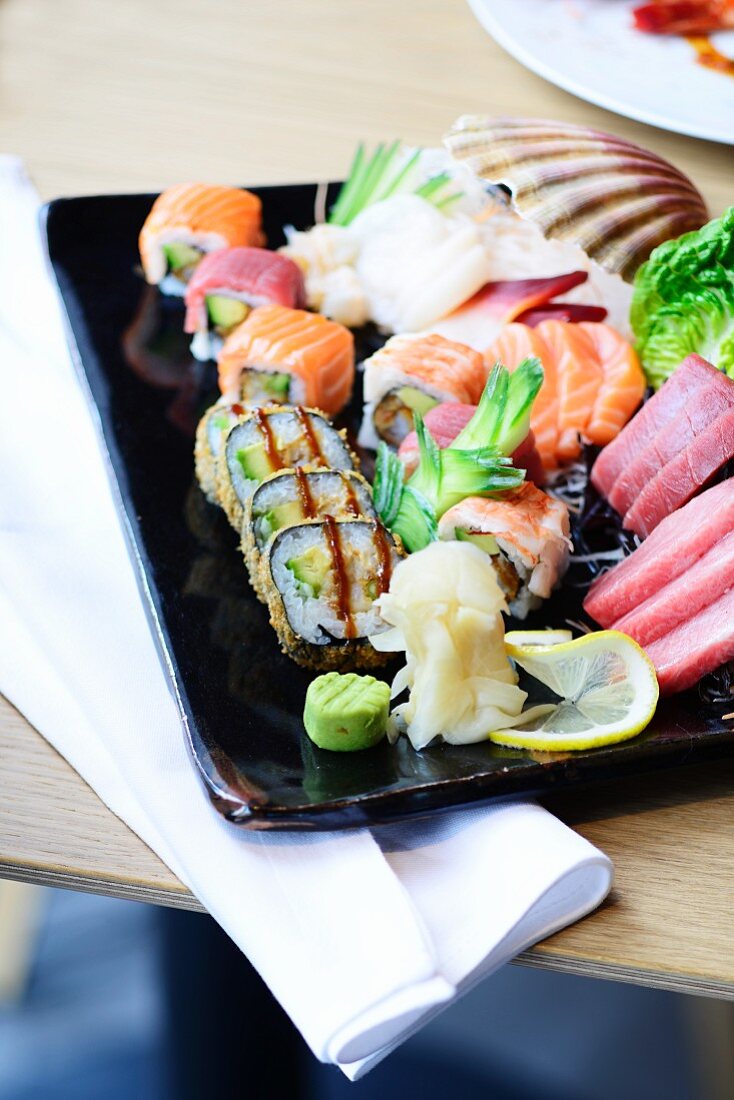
490;630;659;752
505;629;573;648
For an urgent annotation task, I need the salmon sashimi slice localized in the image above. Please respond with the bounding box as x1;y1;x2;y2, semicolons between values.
579;323;645;447
623;404;734;537
644;586;734;696
590;354;718;498
612;529;734;647
217;304;354;416
184;247;305;332
535;319;600;464
584;478;734;626
140;183;264;285
608;370;734;515
362;334;487;406
485;323;559;471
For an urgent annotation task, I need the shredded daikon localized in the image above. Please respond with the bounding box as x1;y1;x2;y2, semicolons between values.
369;541;530;750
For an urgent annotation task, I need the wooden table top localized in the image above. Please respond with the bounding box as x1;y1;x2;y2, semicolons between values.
2;0;733;998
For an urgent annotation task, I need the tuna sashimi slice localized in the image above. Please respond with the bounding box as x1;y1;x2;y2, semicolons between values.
608;369;734;516
583;478;734;626
515;303;608;327
623;405;734;537
612;529;734;647
453;271;589;324
591;354;719;498
644;586;734;695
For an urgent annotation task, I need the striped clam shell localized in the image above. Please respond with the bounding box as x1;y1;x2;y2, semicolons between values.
444;117;708;281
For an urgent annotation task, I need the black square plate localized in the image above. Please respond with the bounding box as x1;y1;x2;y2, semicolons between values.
44;186;734;830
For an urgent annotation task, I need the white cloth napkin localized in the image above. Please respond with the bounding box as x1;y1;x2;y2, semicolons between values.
0;157;612;1079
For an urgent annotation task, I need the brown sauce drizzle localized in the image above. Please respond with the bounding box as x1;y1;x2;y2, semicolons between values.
341;473;361;517
293;407;324;465
294;467;316;519
373;522;393;595
323;514;356;639
231;403;245;416
252;408;284;471
687;35;734;78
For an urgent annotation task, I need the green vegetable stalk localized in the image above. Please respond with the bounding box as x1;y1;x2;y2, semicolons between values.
328;143;463;227
631;206;734;389
374;359;542;553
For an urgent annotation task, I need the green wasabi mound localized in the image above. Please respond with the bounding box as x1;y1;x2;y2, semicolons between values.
304;672;390;752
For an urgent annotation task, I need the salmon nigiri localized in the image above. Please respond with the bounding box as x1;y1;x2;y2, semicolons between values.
217;304;354;417
485;323;559;471
579;322;646;446
139;183;264;294
359;333;487;449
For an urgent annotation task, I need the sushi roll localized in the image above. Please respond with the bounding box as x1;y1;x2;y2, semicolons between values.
262;518;402;670
243;469;376;599
359;333;486;450
437;483;571;618
194;400;249;502
216;405;358;530
217;304;355;416
139;183;264;296
184;248;306;362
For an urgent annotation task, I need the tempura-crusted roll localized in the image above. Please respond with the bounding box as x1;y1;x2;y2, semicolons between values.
243;469;376;599
194;400;249;502
437;483;571;619
216;406;357;530
217;304;355;416
184;248;306;362
139;183;264;296
263;518;402;670
359;333;486;449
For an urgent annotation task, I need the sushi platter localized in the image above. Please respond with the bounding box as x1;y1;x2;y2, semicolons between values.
45;121;734;829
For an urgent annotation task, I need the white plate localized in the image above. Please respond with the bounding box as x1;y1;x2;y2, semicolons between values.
468;0;734;144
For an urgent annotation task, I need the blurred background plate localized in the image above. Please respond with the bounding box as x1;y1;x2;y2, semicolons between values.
467;0;734;144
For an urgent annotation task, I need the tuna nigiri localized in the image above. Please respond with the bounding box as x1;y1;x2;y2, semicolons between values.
397;403;545;485
359;333;487;449
217;305;355;417
184;247;306;361
139;183;264;295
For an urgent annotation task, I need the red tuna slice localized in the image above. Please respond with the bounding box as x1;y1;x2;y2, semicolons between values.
398;403;544;483
590;354;718;499
623;406;734;537
583;477;734;626
612;529;734;647
515;303;608;327
447;271;588;325
644;586;734;695
608;369;734;516
184;247;306;333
